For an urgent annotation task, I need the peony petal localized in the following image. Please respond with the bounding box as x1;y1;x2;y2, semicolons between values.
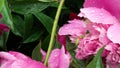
48;46;70;68
0;52;16;60
0;51;47;68
78;7;118;24
107;24;120;44
58;19;87;36
57;35;66;46
84;0;120;19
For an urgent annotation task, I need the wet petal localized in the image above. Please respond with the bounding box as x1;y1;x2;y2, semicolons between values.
48;46;70;68
84;0;120;19
58;19;87;36
78;7;118;24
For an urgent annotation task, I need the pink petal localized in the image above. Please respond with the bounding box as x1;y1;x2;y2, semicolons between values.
107;24;120;44
48;46;70;68
57;35;66;46
0;23;9;32
78;7;118;24
0;51;47;68
58;19;87;36
40;49;46;62
84;0;120;19
0;14;2;18
9;51;31;60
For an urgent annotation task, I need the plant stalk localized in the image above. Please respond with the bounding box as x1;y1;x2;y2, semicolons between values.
44;0;65;65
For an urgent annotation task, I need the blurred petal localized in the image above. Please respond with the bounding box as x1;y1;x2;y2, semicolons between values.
48;46;70;68
107;24;120;44
40;49;46;62
0;51;46;68
78;7;118;24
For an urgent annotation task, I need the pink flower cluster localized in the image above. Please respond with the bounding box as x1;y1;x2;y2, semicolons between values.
58;0;120;68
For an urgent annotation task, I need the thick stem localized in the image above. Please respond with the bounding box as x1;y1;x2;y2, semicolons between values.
44;0;65;65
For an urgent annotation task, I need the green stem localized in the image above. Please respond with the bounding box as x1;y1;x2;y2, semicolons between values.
44;0;65;65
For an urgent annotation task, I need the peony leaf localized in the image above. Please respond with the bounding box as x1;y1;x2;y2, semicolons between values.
86;47;104;68
32;41;42;61
33;12;53;33
0;0;4;12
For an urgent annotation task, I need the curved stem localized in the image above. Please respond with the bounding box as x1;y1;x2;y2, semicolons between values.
44;0;65;65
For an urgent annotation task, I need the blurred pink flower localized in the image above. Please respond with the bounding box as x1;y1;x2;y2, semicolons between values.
48;46;71;68
0;51;46;68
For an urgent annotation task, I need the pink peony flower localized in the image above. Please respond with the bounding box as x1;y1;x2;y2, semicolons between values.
48;46;71;68
105;43;120;68
75;36;103;59
0;51;46;68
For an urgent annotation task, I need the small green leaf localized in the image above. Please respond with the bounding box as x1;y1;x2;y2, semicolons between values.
86;47;104;68
12;15;24;37
0;32;9;50
33;12;53;33
32;41;42;61
0;0;4;12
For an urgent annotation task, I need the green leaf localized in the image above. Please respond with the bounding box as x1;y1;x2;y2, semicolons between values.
119;64;120;68
0;0;13;50
0;32;9;50
12;15;24;37
24;14;33;38
9;1;50;14
86;47;104;68
32;41;42;61
38;0;57;2
0;0;4;12
23;32;43;43
33;12;53;33
66;40;85;68
1;0;14;31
